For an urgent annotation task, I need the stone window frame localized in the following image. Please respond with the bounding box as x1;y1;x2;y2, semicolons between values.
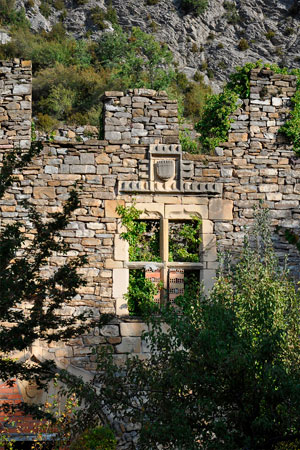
113;202;217;316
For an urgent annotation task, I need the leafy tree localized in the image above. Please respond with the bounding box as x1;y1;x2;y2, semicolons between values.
0;142;89;386
74;208;300;450
96;26;175;90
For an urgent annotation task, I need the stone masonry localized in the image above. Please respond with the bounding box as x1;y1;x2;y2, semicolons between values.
0;59;31;150
1;62;300;447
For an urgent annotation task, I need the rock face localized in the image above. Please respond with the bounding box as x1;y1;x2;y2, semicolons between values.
13;0;300;89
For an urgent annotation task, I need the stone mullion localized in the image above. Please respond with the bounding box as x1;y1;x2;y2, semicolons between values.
160;218;169;305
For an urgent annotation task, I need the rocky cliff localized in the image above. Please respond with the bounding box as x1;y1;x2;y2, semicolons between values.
13;0;300;89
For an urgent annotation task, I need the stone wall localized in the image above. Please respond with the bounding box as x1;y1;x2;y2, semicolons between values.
1;64;300;448
0;59;31;150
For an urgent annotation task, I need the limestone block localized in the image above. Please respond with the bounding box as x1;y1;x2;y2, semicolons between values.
113;268;129;298
135;202;164;219
202;219;213;234
70;165;96;174
115;337;141;354
105;199;125;218
101;325;120;337
120;322;148;337
201;269;216;294
105;259;124;269
266;193;282;201
13;84;31;95
165;204;208;220
201;234;217;262
259;184;278;193
33;187;55;199
114;234;129;261
105;131;121;140
80;153;95;164
228;132;248;142
272;97;282;106
116;297;129;316
209;199;233;220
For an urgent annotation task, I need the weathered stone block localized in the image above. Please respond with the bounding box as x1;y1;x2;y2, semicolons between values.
105;199;125;218
209;199;233;220
120;322;148;337
115;337;141;354
114;234;129;261
113;268;129;299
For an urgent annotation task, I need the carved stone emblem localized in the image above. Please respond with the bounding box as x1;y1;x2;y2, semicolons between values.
156;160;175;181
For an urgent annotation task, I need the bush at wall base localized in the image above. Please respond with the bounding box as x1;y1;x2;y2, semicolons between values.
70;426;117;450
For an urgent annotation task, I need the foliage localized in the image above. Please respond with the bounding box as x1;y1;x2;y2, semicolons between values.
116;203;160;262
238;38;249;51
223;1;240;25
126;269;160;315
0;142;89;385
0;0;29;28
181;0;208;15
179;129;199;154
183;81;211;120
280;90;300;154
90;208;300;450
265;30;275;40
169;216;202;262
227;61;262;98
96;26;175;90
195;88;239;152
70;426;117;450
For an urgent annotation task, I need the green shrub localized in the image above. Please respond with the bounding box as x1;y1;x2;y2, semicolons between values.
217;42;224;49
40;0;52;18
70;426;117;450
0;0;29;28
191;43;198;52
181;0;208;15
36;112;59;133
179;129;199;154
195;88;238;152
218;60;227;69
53;0;64;10
284;27;294;36
200;61;208;71
280;90;300;154
207;68;214;79
75;0;88;5
223;1;240;24
275;440;300;450
207;32;215;40
90;7;107;30
238;38;249;50
265;30;275;40
193;71;203;82
149;21;158;32
146;0;159;4
105;1;118;25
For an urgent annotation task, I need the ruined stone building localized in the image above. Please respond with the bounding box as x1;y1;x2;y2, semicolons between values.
0;59;300;444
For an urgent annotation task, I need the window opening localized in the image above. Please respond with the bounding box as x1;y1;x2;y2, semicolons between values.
117;204;203;314
127;269;162;315
169;218;202;262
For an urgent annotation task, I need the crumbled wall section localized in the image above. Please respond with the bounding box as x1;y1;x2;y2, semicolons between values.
0;59;31;149
104;89;179;145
